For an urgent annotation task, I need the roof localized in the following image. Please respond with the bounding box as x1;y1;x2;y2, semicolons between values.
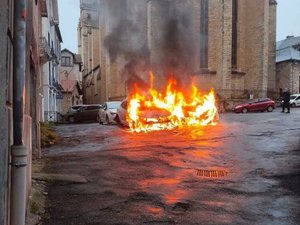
74;54;82;63
276;36;300;63
55;24;63;43
61;80;77;93
61;48;82;64
61;48;74;55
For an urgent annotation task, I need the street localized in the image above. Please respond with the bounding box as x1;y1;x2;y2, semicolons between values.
40;109;300;225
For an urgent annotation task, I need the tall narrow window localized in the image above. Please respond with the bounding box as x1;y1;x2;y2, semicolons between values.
200;0;208;68
232;0;238;68
48;62;51;85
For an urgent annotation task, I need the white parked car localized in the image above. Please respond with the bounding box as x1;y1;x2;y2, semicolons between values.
290;94;300;107
98;101;121;124
116;99;129;126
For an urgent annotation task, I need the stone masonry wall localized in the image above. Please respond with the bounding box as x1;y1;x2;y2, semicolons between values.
292;62;300;94
276;61;291;93
81;0;276;105
277;61;300;94
268;2;277;96
244;0;269;98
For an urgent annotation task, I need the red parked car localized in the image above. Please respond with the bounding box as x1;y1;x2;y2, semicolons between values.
232;98;275;113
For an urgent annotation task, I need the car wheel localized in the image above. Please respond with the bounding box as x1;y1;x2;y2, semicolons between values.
291;103;296;108
69;116;75;123
267;106;274;112
115;114;121;126
97;115;102;124
242;108;248;113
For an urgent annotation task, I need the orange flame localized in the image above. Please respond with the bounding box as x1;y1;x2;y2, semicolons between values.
127;72;218;133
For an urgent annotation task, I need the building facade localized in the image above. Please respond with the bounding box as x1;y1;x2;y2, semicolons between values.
78;0;103;104
276;36;300;95
79;0;277;108
0;0;46;224
60;80;82;114
41;0;63;122
59;49;83;114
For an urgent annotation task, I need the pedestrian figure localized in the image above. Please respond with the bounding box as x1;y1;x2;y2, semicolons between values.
249;90;254;100
281;88;291;113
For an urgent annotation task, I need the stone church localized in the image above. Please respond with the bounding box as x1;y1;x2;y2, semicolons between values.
79;0;277;107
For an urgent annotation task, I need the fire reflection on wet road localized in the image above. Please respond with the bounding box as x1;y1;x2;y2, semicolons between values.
42;110;300;225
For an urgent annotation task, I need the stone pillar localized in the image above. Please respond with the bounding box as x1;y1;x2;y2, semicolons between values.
220;0;233;99
261;0;270;98
267;0;277;97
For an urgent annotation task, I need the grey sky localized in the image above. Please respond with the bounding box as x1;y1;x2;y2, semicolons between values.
277;0;300;41
58;0;300;53
58;0;80;53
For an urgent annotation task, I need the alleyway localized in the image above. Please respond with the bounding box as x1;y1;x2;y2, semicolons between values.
40;109;300;225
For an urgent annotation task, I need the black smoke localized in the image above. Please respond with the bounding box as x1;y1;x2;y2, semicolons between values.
103;0;196;90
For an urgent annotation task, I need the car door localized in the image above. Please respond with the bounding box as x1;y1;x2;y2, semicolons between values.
91;105;101;121
255;99;268;111
248;99;260;111
75;106;87;121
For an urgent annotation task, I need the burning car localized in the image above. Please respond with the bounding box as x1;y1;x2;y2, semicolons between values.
117;72;219;133
116;99;171;127
232;98;275;113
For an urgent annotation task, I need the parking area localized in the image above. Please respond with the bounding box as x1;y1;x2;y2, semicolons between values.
41;108;300;225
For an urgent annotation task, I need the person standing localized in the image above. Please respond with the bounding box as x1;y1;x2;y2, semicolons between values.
281;88;291;113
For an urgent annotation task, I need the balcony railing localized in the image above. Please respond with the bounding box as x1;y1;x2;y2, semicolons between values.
40;37;51;64
50;48;59;66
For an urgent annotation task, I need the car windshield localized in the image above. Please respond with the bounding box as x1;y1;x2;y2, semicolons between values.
72;106;82;110
107;102;121;109
290;96;297;100
68;106;82;111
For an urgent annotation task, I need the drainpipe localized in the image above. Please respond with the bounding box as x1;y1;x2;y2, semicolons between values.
10;0;27;225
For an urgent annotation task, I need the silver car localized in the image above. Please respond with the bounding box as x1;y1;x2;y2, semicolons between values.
290;94;300;107
98;101;121;124
116;99;128;126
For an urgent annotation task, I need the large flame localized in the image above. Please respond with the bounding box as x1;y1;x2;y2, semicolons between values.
127;72;218;133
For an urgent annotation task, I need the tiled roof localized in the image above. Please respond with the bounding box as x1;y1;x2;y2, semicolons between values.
276;36;300;63
61;80;77;92
61;48;82;63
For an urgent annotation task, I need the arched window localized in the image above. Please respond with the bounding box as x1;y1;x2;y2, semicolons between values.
200;0;208;68
232;0;238;68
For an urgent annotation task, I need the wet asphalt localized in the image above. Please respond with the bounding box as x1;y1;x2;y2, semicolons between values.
41;108;300;225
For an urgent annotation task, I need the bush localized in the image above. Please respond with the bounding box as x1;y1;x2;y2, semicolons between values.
40;122;60;147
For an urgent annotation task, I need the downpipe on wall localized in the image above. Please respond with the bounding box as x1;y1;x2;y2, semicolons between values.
10;0;27;225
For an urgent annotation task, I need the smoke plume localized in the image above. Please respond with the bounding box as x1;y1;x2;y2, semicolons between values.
102;0;196;90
